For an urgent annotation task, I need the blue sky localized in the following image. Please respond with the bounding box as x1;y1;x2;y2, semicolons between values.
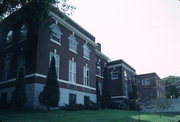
67;0;180;78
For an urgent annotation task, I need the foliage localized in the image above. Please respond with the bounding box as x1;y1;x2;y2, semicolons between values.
155;97;171;112
163;76;180;98
11;67;27;110
39;56;60;110
101;67;111;108
60;104;84;111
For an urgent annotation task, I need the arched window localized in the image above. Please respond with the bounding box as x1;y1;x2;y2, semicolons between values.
83;43;90;59
68;34;78;53
50;23;62;44
20;25;28;41
6;30;13;42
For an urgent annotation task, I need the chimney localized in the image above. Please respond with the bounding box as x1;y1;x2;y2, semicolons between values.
96;43;101;52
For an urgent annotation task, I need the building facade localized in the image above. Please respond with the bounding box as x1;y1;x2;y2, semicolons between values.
136;73;165;101
106;60;136;102
0;8;106;109
0;8;165;109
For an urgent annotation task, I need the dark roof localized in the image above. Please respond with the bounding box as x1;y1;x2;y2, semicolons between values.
107;59;136;72
136;72;161;80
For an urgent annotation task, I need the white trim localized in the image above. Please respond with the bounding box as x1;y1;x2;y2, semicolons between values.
49;11;97;47
0;73;96;90
107;64;136;74
50;38;61;46
95;49;111;61
69;49;77;54
111;96;129;99
95;74;104;79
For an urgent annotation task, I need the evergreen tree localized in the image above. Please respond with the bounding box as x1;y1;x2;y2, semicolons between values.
96;80;101;105
101;67;111;108
11;67;27;110
39;56;60;110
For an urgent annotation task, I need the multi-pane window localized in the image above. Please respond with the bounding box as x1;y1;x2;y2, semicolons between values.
20;25;28;41
6;30;13;42
50;23;62;44
83;65;90;86
83;44;90;59
111;71;118;80
96;65;101;76
124;70;128;80
50;52;60;79
69;60;76;83
142;79;150;85
3;55;11;80
68;34;78;53
69;93;76;104
124;81;128;96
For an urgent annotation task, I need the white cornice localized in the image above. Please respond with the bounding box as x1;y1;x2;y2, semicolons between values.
107;64;136;74
95;49;111;61
0;73;96;90
49;11;97;47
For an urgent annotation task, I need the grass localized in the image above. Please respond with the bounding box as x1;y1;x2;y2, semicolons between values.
0;109;180;122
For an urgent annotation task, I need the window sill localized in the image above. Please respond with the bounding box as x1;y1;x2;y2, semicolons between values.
69;49;77;54
50;39;61;46
83;56;90;60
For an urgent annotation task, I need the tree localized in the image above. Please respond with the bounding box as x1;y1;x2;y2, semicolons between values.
101;67;111;108
39;56;60;110
155;97;171;118
163;76;180;98
11;67;27;110
0;0;75;22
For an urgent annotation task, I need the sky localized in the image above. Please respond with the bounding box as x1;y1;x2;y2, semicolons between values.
67;0;180;78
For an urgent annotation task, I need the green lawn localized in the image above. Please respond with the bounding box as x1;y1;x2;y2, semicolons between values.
0;109;180;122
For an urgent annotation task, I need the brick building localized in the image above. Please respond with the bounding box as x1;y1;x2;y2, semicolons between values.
0;8;165;109
136;73;165;101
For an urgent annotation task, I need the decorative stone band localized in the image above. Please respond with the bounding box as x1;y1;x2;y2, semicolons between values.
0;73;96;91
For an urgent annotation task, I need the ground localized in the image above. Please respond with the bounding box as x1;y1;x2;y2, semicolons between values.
0;109;180;122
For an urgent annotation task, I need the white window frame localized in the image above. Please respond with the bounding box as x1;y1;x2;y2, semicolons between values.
83;65;90;86
111;71;119;80
124;70;128;80
83;44;90;60
50;23;63;45
50;52;60;79
6;30;13;43
96;65;101;76
68;34;78;53
69;60;76;83
20;24;28;41
3;55;11;80
142;79;150;86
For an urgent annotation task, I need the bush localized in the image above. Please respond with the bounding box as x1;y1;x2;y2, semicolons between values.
60;104;84;111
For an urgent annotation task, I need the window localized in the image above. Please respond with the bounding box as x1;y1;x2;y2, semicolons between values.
83;65;90;86
69;59;76;83
6;30;13;42
84;96;90;106
50;52;60;79
69;93;76;104
83;44;90;59
124;70;127;80
111;71;118;80
142;79;150;85
68;34;78;53
20;25;28;41
124;81;128;96
96;65;101;76
3;55;11;80
17;54;26;75
50;23;62;44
